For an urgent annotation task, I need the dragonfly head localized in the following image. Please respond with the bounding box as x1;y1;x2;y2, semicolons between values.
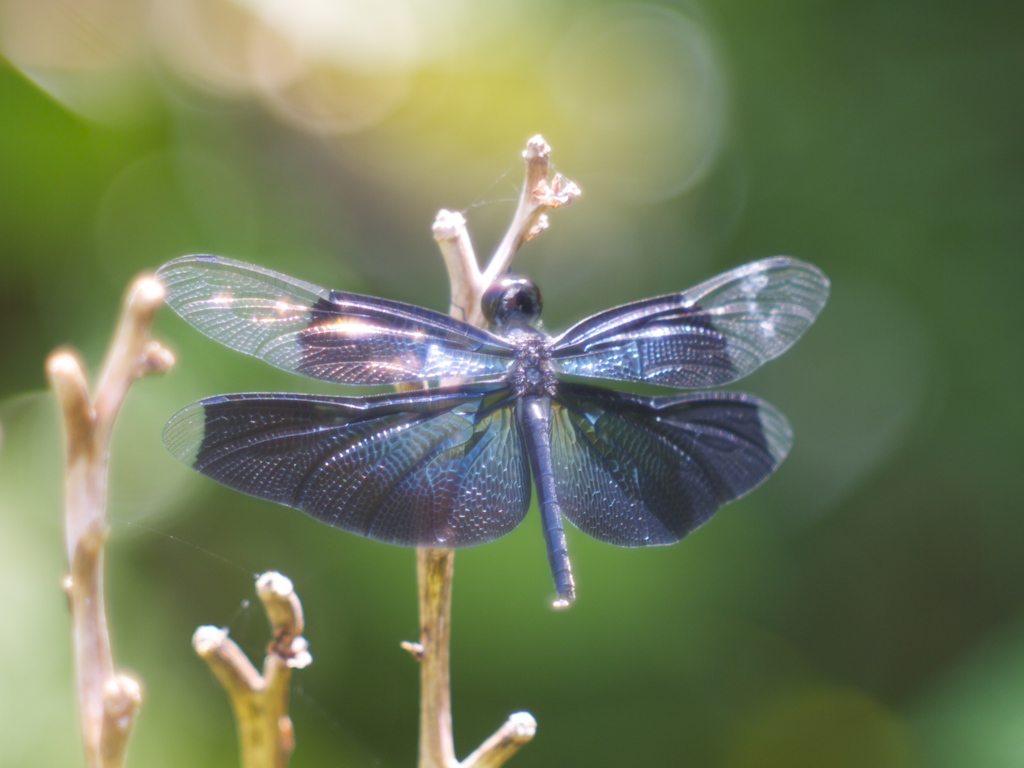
482;276;543;329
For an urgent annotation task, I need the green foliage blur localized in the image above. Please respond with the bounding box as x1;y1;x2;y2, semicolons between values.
1;0;1022;766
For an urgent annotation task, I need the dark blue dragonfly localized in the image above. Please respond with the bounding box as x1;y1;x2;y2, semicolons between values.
157;255;828;605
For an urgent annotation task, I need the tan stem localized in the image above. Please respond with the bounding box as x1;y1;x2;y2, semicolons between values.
480;135;581;292
460;713;538;768
193;572;311;768
413;134;578;768
432;135;581;329
49;274;171;768
416;548;458;768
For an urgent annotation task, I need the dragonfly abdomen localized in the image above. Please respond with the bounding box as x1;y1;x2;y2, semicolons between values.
515;394;576;606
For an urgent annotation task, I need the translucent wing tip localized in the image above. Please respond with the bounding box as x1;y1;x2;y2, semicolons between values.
154;254;225;315
728;256;832;370
155;253;219;280
158;253;220;269
162;399;212;466
766;255;831;317
755;399;794;468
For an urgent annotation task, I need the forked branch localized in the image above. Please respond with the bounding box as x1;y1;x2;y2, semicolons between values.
48;274;174;768
193;572;312;768
434;134;581;327
411;134;577;768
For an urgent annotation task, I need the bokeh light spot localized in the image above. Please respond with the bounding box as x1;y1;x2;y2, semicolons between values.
550;5;727;202
249;23;414;135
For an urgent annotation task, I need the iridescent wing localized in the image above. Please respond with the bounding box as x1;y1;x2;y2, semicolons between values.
551;257;829;388
549;382;792;546
163;385;531;547
156;255;515;385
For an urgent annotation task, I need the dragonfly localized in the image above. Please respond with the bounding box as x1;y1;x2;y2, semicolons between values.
157;254;829;606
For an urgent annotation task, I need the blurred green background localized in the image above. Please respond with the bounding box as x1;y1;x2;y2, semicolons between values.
1;0;1021;766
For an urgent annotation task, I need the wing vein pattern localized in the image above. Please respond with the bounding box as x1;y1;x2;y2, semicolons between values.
552;257;829;388
157;255;515;385
550;382;793;546
164;385;531;547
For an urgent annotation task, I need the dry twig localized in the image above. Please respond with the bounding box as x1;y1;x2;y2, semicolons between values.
193;571;312;768
48;274;174;768
410;134;578;768
435;134;581;327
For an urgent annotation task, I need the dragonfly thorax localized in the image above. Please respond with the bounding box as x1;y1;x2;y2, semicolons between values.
506;330;558;397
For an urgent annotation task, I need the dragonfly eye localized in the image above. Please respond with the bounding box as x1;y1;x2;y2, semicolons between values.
482;276;543;328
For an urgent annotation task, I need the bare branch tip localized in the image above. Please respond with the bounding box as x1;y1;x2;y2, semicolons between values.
284;636;313;669
193;624;265;694
47;349;93;438
103;675;142;728
256;571;305;638
432;209;468;241
506;712;537;739
522;138;552;196
100;675;142;767
255;572;311;669
128;274;165;312
523;135;551;161
47;347;90;397
47;348;84;378
256;571;294;598
142;341;176;375
461;710;537;768
193;625;231;655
